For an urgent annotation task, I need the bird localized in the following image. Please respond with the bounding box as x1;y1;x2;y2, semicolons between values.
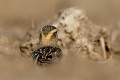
31;25;62;65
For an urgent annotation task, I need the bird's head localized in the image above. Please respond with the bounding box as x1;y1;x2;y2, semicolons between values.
42;25;58;37
39;25;58;46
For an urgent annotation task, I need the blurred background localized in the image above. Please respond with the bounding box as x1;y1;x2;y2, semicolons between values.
0;0;120;80
0;0;120;25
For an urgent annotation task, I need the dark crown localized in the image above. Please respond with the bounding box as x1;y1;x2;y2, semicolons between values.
42;25;57;34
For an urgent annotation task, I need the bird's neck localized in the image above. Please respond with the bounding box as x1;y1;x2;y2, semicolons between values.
40;36;58;47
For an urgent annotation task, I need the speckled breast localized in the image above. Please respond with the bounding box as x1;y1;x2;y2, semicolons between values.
31;46;62;64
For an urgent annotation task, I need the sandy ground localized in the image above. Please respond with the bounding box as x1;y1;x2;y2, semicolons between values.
0;0;120;80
